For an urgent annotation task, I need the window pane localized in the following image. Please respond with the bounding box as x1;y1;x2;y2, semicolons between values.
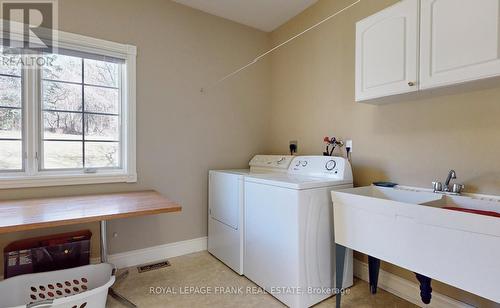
43;54;82;83
42;81;82;111
43;141;82;169
0;140;22;170
0;48;22;76
84;59;119;87
38;53;124;172
0;76;22;107
43;111;83;140
85;142;120;168
0;108;22;139
84;114;119;141
84;85;119;114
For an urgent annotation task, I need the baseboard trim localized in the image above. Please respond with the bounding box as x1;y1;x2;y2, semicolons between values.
354;259;474;308
108;236;208;269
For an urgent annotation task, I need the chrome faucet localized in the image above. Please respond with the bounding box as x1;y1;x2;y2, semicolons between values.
432;169;464;195
443;170;457;192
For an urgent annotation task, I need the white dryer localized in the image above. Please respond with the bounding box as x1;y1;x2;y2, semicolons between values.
244;156;354;308
208;155;294;275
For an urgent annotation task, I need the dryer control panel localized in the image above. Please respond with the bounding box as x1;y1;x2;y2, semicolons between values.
288;156;353;181
249;155;294;171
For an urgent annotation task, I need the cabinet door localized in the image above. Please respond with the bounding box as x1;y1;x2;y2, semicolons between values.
355;0;419;102
420;0;500;89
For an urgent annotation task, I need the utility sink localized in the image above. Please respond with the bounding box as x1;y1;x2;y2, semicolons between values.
334;185;442;204
425;193;500;213
332;186;500;304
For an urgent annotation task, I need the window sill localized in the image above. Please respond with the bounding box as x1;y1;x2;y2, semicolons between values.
0;172;137;189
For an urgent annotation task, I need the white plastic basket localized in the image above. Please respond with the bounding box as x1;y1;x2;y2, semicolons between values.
0;263;115;308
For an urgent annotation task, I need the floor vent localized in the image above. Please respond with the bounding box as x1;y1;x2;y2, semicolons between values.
137;260;171;273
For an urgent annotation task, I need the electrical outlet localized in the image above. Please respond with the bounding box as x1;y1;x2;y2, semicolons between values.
289;140;298;154
346;139;353;151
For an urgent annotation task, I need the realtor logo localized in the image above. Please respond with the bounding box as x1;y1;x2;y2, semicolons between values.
1;0;58;53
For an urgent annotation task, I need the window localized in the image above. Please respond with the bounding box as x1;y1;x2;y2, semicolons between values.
0;48;23;171
41;54;121;170
0;32;136;189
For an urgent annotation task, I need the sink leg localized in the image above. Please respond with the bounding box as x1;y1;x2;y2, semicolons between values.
368;256;380;294
415;273;433;304
335;244;346;308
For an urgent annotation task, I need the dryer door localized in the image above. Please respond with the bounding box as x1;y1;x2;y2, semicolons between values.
209;172;242;230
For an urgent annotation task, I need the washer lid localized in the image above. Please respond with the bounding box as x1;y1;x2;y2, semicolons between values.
244;173;352;190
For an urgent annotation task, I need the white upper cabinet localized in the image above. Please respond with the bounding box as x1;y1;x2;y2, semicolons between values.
356;0;500;102
420;0;500;89
355;0;419;101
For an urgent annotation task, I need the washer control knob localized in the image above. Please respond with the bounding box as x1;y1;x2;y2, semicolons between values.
325;160;336;171
296;161;301;167
302;161;308;167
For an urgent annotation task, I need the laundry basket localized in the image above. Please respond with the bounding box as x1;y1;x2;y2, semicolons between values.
0;263;115;308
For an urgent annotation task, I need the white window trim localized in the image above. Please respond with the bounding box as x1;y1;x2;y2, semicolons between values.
0;26;137;189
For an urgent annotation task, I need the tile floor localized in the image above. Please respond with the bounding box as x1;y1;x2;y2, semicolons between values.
107;251;417;308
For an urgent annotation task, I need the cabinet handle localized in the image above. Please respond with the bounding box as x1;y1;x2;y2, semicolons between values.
408;81;415;87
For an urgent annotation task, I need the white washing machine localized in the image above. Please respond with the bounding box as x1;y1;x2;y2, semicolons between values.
244;156;354;308
208;155;294;275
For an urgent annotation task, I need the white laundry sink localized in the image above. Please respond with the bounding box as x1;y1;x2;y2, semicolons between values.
332;186;500;304
424;193;500;212
333;185;442;204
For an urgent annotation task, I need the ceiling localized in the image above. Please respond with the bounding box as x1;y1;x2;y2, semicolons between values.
172;0;319;32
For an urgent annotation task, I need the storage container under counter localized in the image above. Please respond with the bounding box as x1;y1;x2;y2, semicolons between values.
331;186;500;304
3;230;92;279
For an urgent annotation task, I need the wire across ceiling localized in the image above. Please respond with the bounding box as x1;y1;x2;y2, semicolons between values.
200;0;362;93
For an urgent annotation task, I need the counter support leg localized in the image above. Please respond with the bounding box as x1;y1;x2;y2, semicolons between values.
415;273;432;304
335;244;346;308
368;256;380;294
101;220;137;308
100;220;109;263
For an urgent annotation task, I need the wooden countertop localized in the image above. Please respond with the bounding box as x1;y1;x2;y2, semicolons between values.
0;191;182;234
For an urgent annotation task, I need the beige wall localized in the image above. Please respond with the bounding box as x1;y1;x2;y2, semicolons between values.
269;0;500;307
1;0;499;306
0;0;271;274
